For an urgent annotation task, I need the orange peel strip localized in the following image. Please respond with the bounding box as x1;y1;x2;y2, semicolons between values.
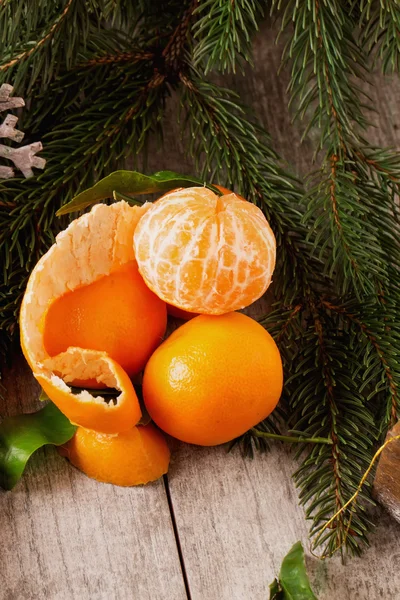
20;201;150;433
37;348;141;433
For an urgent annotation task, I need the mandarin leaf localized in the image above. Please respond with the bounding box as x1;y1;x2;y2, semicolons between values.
0;400;76;490
56;170;222;216
269;542;317;600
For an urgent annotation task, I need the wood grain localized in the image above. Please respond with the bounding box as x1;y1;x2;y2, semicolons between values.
0;355;187;600
168;443;400;600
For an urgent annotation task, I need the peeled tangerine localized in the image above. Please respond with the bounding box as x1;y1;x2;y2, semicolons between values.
20;201;167;435
134;187;276;315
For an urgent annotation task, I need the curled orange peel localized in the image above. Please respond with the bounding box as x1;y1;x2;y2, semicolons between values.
20;201;150;433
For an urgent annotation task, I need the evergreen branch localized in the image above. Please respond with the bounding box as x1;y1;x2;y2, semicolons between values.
273;0;370;154
192;0;264;73
359;0;400;73
251;429;332;445
77;50;155;68
271;2;399;297
288;305;377;557
0;1;106;92
0;0;74;72
322;299;400;428
303;155;400;297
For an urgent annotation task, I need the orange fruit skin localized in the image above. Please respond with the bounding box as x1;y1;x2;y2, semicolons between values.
43;261;167;378
142;312;283;446
134;187;276;315
60;423;170;486
167;304;198;321
214;185;246;201
36;355;142;434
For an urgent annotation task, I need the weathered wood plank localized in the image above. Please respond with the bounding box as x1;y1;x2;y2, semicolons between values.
0;355;187;600
168;442;400;600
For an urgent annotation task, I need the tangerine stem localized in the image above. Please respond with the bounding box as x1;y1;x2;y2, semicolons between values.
251;429;333;445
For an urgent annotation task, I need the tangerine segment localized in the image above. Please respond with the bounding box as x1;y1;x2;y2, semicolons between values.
43;261;167;378
37;348;141;433
143;312;283;446
134;187;276;315
60;423;170;486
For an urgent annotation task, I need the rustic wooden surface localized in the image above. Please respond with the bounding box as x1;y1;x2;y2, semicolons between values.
2;19;400;600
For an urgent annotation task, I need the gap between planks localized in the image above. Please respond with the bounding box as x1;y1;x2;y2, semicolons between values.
164;474;192;600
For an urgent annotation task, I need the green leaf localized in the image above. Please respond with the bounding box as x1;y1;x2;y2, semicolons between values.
0;401;77;490
269;578;283;599
56;170;222;216
269;542;318;600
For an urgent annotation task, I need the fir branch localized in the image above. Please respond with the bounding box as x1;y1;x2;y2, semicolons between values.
359;0;400;73
0;0;74;72
0;0;106;92
266;301;378;557
273;1;400;297
192;0;264;73
273;0;370;154
322;299;400;429
304;154;400;297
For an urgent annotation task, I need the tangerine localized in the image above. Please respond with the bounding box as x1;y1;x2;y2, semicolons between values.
43;261;166;378
133;187;276;315
60;423;170;486
20;201;152;433
142;312;283;446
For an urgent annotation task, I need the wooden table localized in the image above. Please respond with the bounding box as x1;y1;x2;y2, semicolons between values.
2;21;400;600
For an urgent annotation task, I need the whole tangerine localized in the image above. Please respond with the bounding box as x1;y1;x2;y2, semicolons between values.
142;312;283;446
